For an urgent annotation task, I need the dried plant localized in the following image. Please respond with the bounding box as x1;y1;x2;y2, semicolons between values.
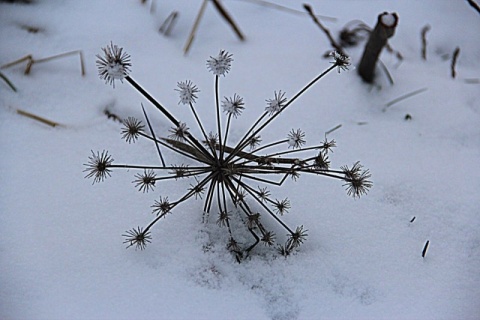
1;50;85;76
84;43;371;260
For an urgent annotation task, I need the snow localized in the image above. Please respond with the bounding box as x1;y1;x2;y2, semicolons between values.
381;12;397;27
1;0;479;319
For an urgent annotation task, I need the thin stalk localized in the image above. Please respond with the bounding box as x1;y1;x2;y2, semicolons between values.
233;177;293;233
125;76;212;160
107;164;208;171
239;172;289;186
0;71;17;92
189;102;218;161
144;172;213;233
225;111;269;161
219;180;234;237
138;132;210;164
214;76;225;159
223;114;232;152
234;144;323;166
231;139;288;164
141;104;166;167
227;64;337;162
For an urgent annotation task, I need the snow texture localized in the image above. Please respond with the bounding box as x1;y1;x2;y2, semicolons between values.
381;13;397;27
1;0;479;319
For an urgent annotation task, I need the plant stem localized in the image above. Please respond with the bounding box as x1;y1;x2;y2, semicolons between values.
228;64;337;162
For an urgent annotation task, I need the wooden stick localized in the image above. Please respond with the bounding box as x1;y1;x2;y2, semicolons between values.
357;12;399;83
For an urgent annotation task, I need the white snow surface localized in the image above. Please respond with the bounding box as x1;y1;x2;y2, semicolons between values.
380;13;397;27
1;1;479;319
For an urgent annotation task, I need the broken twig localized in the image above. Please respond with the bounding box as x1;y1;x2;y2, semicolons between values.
303;3;345;55
420;24;431;60
358;12;399;83
451;47;460;79
422;240;430;258
325;124;342;135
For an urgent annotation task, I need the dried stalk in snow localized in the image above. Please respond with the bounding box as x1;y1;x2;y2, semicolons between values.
357;12;398;83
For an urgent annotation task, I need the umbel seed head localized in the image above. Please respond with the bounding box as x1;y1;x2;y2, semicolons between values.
176;80;200;105
207;50;233;76
96;42;131;87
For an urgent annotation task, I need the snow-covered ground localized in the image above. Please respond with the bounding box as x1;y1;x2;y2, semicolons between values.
1;1;479;319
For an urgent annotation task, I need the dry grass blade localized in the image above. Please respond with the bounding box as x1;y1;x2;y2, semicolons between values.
1;50;85;76
237;0;336;21
0;71;17;92
211;0;245;41
384;87;428;110
16;108;62;127
184;0;208;55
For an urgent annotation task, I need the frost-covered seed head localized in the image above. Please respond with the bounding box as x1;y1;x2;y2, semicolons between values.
204;132;219;148
188;181;205;200
341;162;372;198
247;135;262;150
151;196;172;217
175;80;200;105
168;122;190;141
274;198;291;215
286;225;308;249
265;90;287;115
246;213;260;229
257;186;270;203
222;93;244;118
207;50;233;76
261;231;276;246
83;150;114;184
314;151;330;170
321;138;336;154
133;169;157;193
170;164;189;179
96;42;131;87
216;210;231;227
121;117;144;143
122;227;152;250
287;128;306;149
331;51;350;73
227;237;241;253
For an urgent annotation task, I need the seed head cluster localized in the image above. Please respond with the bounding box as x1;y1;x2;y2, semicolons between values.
85;43;372;260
